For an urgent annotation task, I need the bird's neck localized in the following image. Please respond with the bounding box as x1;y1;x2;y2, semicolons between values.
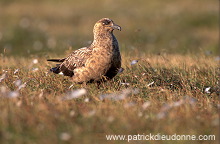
91;31;115;48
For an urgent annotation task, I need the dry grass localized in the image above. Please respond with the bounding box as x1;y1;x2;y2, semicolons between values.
0;54;219;144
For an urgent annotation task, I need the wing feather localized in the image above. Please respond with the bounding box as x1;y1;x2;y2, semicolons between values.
47;58;66;62
60;47;92;72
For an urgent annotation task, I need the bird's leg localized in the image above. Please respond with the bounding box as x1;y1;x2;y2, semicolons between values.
96;81;101;89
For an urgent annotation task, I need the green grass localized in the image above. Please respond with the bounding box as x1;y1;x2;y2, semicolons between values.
0;0;219;143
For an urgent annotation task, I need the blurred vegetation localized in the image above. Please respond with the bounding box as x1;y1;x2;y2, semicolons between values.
0;0;218;57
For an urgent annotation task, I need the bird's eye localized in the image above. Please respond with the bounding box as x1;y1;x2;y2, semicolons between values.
102;20;110;25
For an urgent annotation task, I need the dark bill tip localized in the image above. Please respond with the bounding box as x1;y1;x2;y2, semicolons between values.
111;24;121;31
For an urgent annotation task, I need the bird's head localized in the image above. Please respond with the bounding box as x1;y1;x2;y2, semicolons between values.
94;18;121;33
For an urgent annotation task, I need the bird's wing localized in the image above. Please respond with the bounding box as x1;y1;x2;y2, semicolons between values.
60;47;92;72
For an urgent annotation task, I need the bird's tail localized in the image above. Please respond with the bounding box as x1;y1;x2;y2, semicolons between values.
47;58;74;76
50;66;61;74
47;58;65;62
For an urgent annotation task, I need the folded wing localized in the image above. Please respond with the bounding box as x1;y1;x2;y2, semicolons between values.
47;47;92;77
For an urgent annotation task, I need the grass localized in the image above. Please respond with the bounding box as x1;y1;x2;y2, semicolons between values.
0;54;219;144
0;0;219;143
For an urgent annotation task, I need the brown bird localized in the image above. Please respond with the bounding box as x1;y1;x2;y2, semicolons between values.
47;18;122;83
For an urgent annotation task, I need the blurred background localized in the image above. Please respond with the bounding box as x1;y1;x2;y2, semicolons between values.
0;0;218;57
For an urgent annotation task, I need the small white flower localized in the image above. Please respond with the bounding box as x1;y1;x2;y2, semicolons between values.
68;84;74;89
18;82;26;90
142;101;151;110
59;132;71;141
84;98;89;102
131;60;138;65
118;67;124;74
8;91;19;98
63;88;87;100
32;59;38;64
69;110;75;117
0;73;6;82
14;80;22;87
14;69;19;74
99;88;139;101
32;68;39;72
147;81;154;87
120;82;130;86
205;87;211;94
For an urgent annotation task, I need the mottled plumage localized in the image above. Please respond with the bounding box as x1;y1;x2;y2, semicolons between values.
47;18;121;83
